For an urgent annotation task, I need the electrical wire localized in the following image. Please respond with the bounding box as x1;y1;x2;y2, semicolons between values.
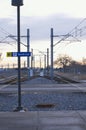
54;18;86;47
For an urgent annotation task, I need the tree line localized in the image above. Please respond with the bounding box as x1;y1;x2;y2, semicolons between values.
54;54;86;73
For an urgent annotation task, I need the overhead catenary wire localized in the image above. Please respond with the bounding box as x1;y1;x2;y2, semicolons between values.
54;18;86;47
0;26;27;47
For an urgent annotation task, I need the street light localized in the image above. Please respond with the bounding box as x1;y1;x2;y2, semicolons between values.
12;0;23;6
11;0;24;111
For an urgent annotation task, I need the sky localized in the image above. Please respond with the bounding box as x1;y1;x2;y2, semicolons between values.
0;0;86;67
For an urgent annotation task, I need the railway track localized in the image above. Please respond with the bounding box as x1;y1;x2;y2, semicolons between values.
0;75;28;84
0;69;28;84
0;69;80;85
44;73;80;84
53;74;80;83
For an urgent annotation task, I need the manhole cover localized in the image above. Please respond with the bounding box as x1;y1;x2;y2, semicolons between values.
36;104;55;108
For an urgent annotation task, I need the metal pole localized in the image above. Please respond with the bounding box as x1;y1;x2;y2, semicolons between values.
27;29;30;67
33;55;35;68
47;48;49;74
44;54;46;75
44;55;46;69
31;49;33;68
50;28;53;80
16;5;22;110
11;2;24;111
27;29;30;78
40;56;41;69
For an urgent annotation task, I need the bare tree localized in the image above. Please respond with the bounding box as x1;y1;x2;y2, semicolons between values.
82;57;86;65
54;54;72;72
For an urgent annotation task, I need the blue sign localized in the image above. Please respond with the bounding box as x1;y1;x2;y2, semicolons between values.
7;52;31;57
17;52;31;57
12;52;18;57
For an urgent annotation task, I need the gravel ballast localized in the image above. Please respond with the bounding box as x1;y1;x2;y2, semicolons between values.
0;92;86;111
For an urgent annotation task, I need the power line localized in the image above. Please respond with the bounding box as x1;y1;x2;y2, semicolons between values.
0;27;27;47
54;18;86;47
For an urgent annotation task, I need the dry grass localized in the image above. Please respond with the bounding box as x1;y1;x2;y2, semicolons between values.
55;72;86;81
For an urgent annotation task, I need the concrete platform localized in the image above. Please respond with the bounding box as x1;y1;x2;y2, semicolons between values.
0;76;86;94
0;111;86;130
0;82;86;93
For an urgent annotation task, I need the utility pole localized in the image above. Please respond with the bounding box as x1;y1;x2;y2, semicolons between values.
47;48;49;74
50;28;54;80
27;29;30;78
27;29;30;68
40;56;41;69
31;48;33;69
44;54;46;74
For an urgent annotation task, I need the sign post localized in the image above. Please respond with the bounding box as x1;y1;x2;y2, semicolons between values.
11;0;24;111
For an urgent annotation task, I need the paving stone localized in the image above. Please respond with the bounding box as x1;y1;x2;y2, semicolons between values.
39;116;84;125
38;126;86;130
38;111;79;117
0;111;86;130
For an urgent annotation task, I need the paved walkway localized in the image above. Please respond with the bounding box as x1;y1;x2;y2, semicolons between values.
22;77;57;84
0;81;86;93
0;111;86;130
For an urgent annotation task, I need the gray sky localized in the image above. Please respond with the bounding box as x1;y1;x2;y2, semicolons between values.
0;13;82;41
0;0;86;65
0;0;85;41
